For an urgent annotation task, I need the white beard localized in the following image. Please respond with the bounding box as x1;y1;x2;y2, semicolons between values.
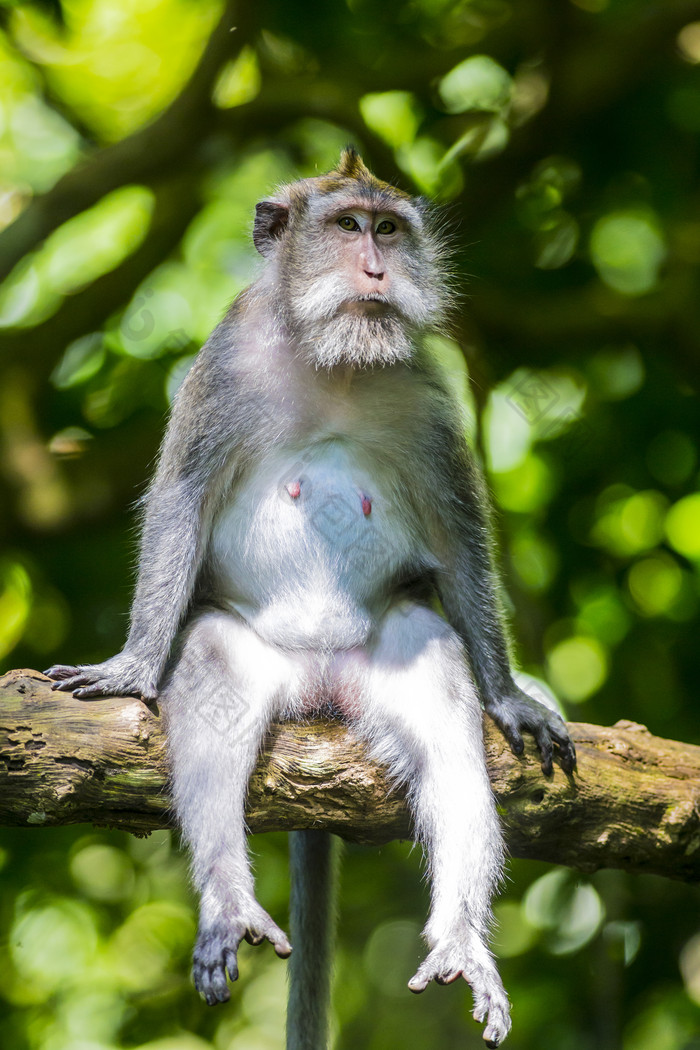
286;272;428;369
297;310;414;368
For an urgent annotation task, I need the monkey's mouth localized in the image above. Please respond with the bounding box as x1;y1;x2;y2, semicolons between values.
340;296;393;318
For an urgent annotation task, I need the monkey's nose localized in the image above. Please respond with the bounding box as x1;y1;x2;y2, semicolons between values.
360;236;386;281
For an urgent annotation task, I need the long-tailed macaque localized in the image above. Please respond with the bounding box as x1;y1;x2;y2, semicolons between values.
47;149;575;1048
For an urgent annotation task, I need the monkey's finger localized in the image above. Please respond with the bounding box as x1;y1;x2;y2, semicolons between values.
543;718;577;772
50;675;92;692
50;680;76;692
244;931;264;946
558;740;577;773
44;664;80;680
505;726;525;757
73;684;112;698
495;708;526;755
549;728;577;772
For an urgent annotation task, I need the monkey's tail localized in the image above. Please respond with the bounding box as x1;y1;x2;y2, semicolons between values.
286;830;340;1050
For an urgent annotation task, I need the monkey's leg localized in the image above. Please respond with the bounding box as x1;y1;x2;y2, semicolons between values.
162;610;299;1005
355;603;511;1047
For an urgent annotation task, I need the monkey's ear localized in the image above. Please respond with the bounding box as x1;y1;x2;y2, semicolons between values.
253;201;289;256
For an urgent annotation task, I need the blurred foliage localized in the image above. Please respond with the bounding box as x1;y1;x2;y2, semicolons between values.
1;0;700;1047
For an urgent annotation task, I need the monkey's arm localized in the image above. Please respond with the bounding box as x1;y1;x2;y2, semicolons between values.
46;353;237;699
431;428;576;775
47;483;206;698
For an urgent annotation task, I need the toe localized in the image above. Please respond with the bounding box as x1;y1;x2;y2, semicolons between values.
408;970;429;993
260;919;292;957
194;961;230;1005
223;948;239;983
480;997;511;1047
436;970;462;985
209;966;230;1003
269;929;292;958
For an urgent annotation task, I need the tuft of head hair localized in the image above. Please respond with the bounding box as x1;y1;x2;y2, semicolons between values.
316;146;411;199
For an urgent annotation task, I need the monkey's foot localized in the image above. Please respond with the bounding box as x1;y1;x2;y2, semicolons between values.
408;943;511;1047
193;903;292;1006
44;653;158;701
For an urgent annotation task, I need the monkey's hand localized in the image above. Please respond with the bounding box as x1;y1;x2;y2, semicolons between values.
484;687;576;776
44;652;159;701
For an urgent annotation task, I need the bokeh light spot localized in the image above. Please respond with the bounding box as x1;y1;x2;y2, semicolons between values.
213;46;261;108
360;91;421;150
492;901;538;958
438;55;512;114
523;869;605;954
11;898;98;995
680;932;700;1005
626;553;684;616
677;22;700;63
70;843;136;903
665;493;700;559
591;489;668;558
492;453;555;514
546;635;608;702
590;211;666;296
0;560;32;660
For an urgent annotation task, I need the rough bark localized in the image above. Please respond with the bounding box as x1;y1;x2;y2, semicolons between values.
1;669;699;882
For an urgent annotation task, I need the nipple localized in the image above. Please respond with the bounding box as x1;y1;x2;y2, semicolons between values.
361;494;372;516
287;481;302;500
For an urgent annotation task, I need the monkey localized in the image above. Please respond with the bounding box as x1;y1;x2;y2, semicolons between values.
47;148;576;1049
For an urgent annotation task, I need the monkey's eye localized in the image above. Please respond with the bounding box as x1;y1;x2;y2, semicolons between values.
338;216;360;232
376;219;396;235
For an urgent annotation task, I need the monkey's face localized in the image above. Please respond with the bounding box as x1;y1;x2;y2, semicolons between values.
281;193;446;369
252;151;451;369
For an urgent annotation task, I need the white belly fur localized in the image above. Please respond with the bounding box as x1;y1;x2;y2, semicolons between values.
210;440;418;649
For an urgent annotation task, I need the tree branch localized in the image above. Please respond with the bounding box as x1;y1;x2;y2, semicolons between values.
2;669;699;880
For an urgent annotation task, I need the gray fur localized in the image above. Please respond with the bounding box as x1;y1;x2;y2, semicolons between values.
48;152;576;1048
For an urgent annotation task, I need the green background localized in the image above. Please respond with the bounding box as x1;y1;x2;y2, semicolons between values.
1;0;699;1047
